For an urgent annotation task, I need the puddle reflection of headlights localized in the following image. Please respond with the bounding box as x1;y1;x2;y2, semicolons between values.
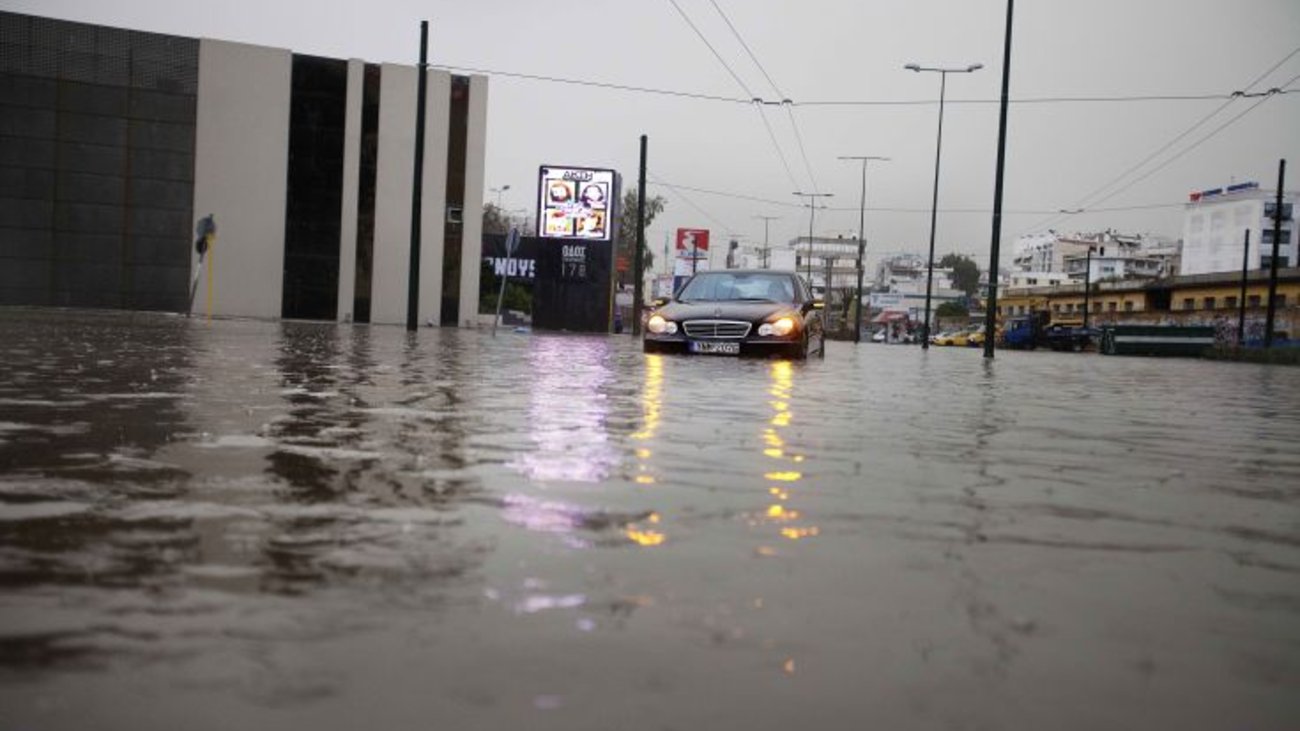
759;316;797;337
647;315;677;334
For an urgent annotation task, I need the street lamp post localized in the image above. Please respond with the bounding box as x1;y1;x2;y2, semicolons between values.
1082;245;1096;330
905;62;982;349
489;184;510;209
753;215;780;269
793;192;834;297
838;155;889;343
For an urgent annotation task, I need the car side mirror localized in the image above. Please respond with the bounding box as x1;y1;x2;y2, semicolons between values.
652;297;669;308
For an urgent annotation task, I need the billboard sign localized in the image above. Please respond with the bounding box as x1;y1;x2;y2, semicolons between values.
537;165;616;241
870;292;907;311
675;228;709;253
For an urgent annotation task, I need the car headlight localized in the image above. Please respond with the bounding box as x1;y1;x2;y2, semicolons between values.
647;315;677;335
758;315;797;337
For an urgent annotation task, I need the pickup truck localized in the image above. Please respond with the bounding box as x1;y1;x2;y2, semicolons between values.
1000;312;1094;351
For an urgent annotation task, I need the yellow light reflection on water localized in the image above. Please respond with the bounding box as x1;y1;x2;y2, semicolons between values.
626;528;665;547
629;355;665;542
780;526;820;540
757;360;819;543
764;471;802;482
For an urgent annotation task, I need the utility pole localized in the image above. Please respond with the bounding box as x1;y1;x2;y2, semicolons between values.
838;155;889;343
1264;158;1286;348
793;192;834;294
1238;229;1250;347
753;215;780;269
906;62;982;350
983;0;1015;359
1082;245;1095;331
633;135;648;336
406;20;429;333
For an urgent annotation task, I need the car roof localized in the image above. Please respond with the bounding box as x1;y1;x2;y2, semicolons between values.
690;269;794;277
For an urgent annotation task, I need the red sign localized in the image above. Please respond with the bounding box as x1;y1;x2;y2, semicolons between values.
675;228;710;252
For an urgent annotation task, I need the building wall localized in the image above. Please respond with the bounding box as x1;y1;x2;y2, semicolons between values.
418;70;451;326
459;75;488;327
1182;192;1297;276
0;12;198;310
3;12;486;326
335;59;363;322
192;38;290;319
369;65;455;327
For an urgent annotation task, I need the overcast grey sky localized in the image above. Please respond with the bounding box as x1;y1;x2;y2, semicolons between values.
14;0;1300;272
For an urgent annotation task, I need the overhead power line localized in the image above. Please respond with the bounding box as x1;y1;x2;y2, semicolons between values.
429;61;1299;108
664;0;807;194
647;179;1185;215
1019;44;1300;236
665;0;755;98
649;173;735;234
707;0;821;193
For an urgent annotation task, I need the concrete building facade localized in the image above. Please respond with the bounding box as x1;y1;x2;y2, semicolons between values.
1181;182;1296;277
0;11;486;326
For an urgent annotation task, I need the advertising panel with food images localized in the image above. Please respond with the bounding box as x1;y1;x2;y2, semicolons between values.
536;165;617;242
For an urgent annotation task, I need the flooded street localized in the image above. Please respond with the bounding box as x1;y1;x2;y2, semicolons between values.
1;308;1298;730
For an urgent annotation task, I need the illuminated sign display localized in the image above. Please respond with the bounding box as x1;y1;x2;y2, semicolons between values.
537;165;616;241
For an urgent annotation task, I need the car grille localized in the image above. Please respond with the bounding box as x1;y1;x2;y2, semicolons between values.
683;320;751;339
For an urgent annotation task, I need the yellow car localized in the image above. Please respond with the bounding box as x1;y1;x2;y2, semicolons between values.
931;331;958;346
968;326;999;347
950;330;973;347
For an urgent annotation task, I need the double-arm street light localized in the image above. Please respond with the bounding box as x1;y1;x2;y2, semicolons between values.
793;191;834;296
489;184;511;209
837;155;890;343
905;62;982;349
753;215;781;269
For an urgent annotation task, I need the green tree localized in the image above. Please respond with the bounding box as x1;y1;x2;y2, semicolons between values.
939;253;981;297
935;301;969;319
617;189;667;279
482;203;511;235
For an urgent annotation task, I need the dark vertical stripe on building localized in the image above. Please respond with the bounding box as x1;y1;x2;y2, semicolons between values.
282;54;346;320
351;63;380;323
440;75;470;325
0;11;197;311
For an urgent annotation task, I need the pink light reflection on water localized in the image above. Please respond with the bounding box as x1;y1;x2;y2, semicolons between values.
508;336;619;484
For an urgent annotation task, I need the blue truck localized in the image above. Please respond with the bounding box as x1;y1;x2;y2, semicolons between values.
1000;312;1094;351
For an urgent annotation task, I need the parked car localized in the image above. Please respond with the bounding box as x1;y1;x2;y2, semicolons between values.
931;331;958;346
643;270;826;359
968;325;998;347
871;329;887;343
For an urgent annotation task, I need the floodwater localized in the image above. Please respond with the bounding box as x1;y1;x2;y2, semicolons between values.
1;308;1298;731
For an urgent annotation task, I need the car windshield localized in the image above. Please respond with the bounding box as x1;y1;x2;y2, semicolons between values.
676;273;795;303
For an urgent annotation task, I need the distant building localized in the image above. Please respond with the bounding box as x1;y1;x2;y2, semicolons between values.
1014;230;1180;282
874;253;955;292
1181;182;1297;275
789;235;862;300
1008;271;1071;288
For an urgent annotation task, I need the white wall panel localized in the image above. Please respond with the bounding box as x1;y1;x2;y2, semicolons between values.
192;39;291;319
459;75;489;327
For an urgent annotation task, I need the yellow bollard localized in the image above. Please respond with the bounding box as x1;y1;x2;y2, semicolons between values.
204;233;216;321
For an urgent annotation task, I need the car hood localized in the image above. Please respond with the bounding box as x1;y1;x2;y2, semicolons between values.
657;301;796;322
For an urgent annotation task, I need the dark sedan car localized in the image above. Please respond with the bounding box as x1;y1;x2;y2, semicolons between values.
643;270;825;358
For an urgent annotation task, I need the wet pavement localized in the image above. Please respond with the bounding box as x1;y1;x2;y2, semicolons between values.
1;308;1298;730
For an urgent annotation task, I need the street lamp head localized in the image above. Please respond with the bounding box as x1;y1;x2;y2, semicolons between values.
904;63;921;72
966;63;984;72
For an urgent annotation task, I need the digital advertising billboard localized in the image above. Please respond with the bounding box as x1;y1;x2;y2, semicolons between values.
536;165;617;242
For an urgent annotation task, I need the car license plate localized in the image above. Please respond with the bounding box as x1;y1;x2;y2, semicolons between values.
690;340;740;355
